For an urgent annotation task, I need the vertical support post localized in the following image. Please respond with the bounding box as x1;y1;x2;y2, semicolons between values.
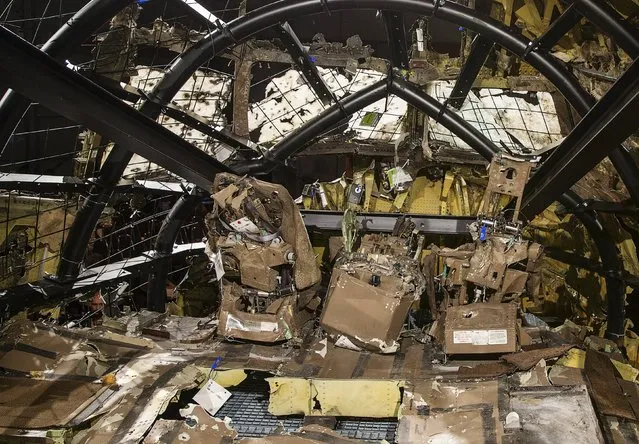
232;0;251;138
448;35;494;109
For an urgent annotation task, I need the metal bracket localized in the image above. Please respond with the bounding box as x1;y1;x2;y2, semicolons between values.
432;0;446;17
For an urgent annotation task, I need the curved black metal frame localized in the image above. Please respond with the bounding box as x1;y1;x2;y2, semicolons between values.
146;187;202;312
142;68;627;338
54;1;637;281
0;0;633;337
0;0;133;155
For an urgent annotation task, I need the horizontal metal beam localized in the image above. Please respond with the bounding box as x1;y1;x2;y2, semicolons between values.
0;26;233;190
382;11;410;70
522;57;639;217
275;22;334;105
0;173;185;195
301;210;474;235
0;173;86;193
448;35;494;109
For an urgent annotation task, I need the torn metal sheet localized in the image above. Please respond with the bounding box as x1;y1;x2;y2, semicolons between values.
208;173;321;344
79;364;205;443
398;379;501;444
0;377;102;430
506;385;604;443
584;349;638;420
427;81;563;154
321;231;425;353
143;405;237;444
111;67;233;178
480;156;533;223
321;269;415;354
267;377;403;418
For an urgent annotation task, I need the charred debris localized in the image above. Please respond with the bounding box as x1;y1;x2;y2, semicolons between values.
0;0;639;442
2;159;639;443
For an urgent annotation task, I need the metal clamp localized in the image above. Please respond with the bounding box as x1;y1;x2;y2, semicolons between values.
605;269;625;280
522;41;537;59
432;0;446;17
214;19;237;44
435;98;449;124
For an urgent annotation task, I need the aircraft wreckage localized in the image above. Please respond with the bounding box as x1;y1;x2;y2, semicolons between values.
0;0;638;442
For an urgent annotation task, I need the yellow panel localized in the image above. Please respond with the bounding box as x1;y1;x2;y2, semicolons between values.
312;379;402;417
267;378;403;418
313;246;326;266
363;172;375;211
370;196;393;213
302;196;313;210
555;349;636;381
625;335;639;369
441;172;455;215
323;182;345;211
406;177;442;214
612;360;639;382
267;377;312;415
211;369;247;388
393;191;409;211
459;177;471;215
556;348;585;368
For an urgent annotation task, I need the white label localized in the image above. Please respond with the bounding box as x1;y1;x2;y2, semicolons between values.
453;330;487;345
488;329;508;345
453;330;473;344
193;380;231;416
453;329;509;345
230;217;260;234
416;28;424;52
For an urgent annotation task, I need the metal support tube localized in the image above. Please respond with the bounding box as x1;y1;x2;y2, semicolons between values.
528;3;581;54
49;0;633;326
522;58;639;217
233;78;389;175
449;35;494;109
136;0;639;203
146;190;201;312
0;0;132;156
560;191;626;339
0;26;232;189
382;11;410;70
276;22;334;105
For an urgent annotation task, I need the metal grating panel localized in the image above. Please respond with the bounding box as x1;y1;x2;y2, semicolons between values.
336;417;398;441
214;377;303;437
